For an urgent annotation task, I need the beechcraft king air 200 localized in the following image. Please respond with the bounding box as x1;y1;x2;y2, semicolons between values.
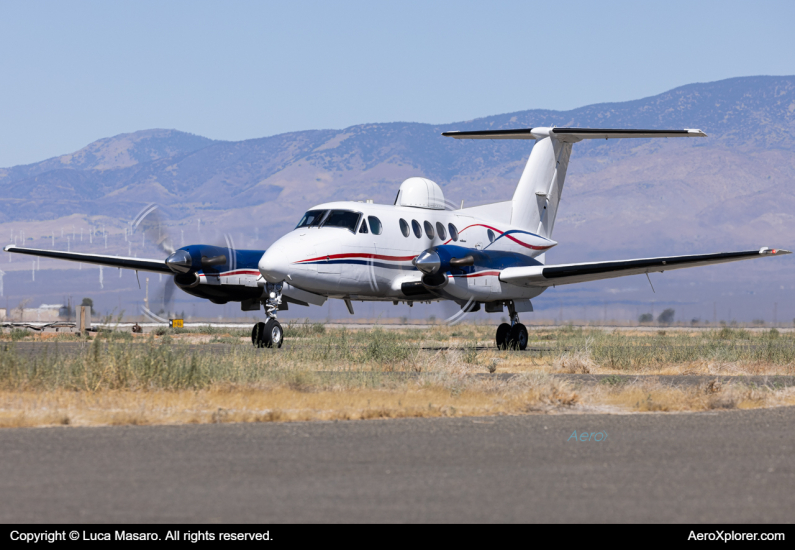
5;127;791;349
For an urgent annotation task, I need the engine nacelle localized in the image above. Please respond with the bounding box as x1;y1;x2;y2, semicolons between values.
415;244;549;301
166;246;232;274
414;244;549;277
414;245;477;275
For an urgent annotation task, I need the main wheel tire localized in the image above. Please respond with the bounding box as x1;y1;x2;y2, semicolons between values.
496;323;511;350
263;319;283;349
252;322;267;348
507;323;528;351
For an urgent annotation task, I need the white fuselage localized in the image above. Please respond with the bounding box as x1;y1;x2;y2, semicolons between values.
259;201;555;303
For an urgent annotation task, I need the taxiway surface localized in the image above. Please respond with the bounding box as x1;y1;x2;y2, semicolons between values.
1;408;794;522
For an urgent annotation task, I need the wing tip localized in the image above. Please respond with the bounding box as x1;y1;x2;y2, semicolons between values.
761;247;791;255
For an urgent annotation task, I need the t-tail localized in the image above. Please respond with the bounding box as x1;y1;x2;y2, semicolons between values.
442;127;707;239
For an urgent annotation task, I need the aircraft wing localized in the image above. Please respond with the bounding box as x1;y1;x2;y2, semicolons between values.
499;248;790;288
3;245;172;274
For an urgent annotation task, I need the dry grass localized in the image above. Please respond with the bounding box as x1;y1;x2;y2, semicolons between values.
0;376;580;427
2;377;795;428
0;324;794;428
596;381;795;412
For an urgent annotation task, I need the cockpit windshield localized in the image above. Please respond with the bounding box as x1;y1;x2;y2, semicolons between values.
296;209;328;229
320;210;361;233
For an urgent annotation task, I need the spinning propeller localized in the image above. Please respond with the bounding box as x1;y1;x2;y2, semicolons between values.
131;204;237;323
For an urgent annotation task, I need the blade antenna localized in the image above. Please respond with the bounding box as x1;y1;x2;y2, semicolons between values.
645;272;655;293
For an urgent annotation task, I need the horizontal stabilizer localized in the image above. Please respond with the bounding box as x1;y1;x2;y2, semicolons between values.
442;127;706;141
500;248;790;287
3;245;171;273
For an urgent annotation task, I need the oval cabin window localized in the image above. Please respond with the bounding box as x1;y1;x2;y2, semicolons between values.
399;219;410;238
436;222;447;241
411;220;422;238
424;221;434;239
448;223;459;242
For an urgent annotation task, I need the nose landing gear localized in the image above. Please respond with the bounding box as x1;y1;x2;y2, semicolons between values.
495;301;528;351
252;319;283;348
252;283;284;348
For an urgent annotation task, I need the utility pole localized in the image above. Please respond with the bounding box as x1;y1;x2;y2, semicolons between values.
145;277;149;311
713;302;717;326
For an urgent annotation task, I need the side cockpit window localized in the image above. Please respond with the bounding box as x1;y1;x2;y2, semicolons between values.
368;216;383;235
321;210;361;233
359;218;369;233
296;209;328;229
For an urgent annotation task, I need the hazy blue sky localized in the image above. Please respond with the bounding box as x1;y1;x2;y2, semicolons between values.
1;0;794;167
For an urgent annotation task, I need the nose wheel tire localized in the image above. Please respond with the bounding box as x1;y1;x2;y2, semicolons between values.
496;323;511;350
506;323;528;351
251;320;284;349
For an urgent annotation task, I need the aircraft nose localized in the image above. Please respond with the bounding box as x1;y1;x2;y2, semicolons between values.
259;245;289;283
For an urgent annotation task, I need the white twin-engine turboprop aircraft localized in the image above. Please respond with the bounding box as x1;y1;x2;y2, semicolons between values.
5;127;790;349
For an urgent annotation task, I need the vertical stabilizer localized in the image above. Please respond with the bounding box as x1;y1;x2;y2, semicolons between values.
441;127;706;240
510;137;571;238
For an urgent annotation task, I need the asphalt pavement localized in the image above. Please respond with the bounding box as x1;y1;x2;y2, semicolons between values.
1;408;794;523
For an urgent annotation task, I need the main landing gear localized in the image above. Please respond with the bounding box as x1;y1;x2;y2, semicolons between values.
496;301;528;351
251;283;284;348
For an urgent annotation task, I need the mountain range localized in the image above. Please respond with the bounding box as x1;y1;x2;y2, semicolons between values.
1;75;793;321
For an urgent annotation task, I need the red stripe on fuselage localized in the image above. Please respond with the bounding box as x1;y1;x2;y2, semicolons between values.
295;252;417;264
444;224;553;251
199;270;260;277
451;270;501;278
